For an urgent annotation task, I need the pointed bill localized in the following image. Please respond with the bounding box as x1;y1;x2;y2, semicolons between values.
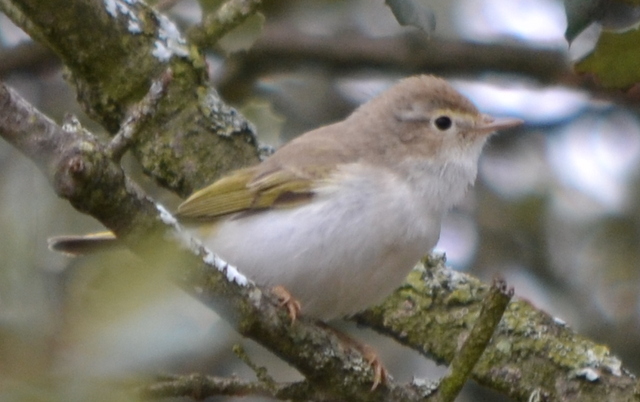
476;114;524;134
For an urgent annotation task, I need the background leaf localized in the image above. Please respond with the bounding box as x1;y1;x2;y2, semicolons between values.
575;27;640;88
385;0;436;34
564;0;604;42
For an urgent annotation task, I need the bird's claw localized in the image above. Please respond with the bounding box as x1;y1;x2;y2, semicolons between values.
360;343;387;390
272;285;301;323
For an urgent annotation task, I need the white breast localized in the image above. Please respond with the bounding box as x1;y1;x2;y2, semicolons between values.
195;163;452;321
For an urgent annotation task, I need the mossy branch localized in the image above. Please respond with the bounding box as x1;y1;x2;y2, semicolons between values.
2;0;260;197
354;258;637;401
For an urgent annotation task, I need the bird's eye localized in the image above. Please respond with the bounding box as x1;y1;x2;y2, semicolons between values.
434;116;452;131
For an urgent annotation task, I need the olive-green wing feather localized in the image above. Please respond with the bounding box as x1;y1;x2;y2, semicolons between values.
175;167;317;221
176;168;257;219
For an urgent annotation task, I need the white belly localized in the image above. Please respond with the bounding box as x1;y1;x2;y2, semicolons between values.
194;164;442;321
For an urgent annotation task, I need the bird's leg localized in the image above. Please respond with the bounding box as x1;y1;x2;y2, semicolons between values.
317;322;388;390
359;342;387;390
271;285;301;323
269;287;387;389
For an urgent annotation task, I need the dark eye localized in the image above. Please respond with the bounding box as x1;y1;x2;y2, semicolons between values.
434;116;452;131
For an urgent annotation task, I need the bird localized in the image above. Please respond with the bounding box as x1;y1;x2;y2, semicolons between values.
173;75;521;319
51;74;522;388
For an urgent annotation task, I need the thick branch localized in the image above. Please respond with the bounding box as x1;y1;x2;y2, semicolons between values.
354;257;637;401
2;0;260;197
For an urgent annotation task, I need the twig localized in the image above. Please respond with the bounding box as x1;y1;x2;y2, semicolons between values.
0;41;54;78
155;0;183;11
140;373;327;401
435;277;513;402
0;0;46;44
232;344;277;391
107;69;173;161
222;22;569;83
140;373;273;399
188;0;264;47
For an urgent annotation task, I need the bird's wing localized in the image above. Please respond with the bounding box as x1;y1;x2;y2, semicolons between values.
175;166;319;220
176;123;358;221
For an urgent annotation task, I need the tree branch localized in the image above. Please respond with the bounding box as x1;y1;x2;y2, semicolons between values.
247;23;569;81
354;257;636;401
435;277;513;402
139;373;325;401
188;0;264;47
2;0;260;197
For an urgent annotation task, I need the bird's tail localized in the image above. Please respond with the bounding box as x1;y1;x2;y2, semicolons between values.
48;231;123;256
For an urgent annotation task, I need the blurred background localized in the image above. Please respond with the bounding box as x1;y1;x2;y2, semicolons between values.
2;0;639;401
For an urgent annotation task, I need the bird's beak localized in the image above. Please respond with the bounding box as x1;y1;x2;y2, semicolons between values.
475;114;524;134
